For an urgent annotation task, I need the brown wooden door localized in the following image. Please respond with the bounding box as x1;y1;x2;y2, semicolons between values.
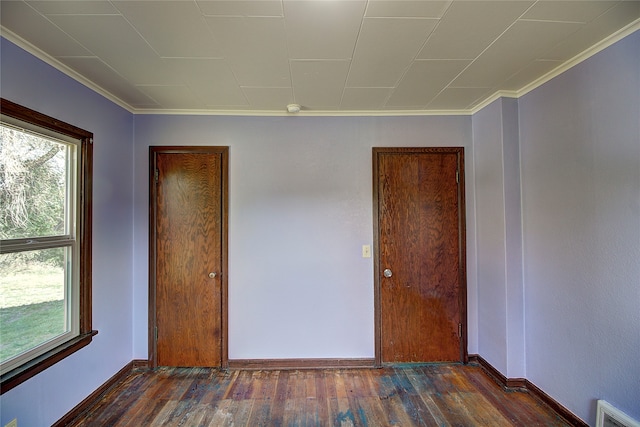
150;147;228;367
374;147;466;364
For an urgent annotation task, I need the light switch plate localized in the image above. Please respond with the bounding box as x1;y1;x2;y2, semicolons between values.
362;245;371;258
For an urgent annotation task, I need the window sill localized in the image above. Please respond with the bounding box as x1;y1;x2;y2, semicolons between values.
1;330;98;394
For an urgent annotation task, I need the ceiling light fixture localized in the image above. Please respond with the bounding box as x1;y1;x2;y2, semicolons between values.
286;104;301;114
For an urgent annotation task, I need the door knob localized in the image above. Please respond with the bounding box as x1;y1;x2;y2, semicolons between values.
208;272;217;279
383;268;393;278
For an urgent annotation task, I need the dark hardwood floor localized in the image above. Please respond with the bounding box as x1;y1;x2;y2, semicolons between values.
67;364;571;426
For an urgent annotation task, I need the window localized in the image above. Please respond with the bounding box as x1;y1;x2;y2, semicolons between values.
0;99;95;393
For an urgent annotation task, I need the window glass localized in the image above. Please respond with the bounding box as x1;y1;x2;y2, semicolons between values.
0;124;70;239
0;248;70;363
0;118;81;376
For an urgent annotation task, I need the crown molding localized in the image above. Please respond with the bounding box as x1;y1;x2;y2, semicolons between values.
470;18;640;115
515;19;640;100
3;18;639;118
468;91;519;114
0;27;134;113
131;108;472;116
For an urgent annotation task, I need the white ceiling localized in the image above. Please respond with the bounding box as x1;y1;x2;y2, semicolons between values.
1;0;639;115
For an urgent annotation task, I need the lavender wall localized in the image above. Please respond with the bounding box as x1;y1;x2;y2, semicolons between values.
519;31;640;423
473;100;509;372
132;115;478;360
0;38;135;427
472;97;525;378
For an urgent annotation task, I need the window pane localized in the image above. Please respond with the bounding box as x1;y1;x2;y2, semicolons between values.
0;124;69;239
0;248;69;363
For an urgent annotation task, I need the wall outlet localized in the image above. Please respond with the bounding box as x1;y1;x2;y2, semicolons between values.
4;419;17;427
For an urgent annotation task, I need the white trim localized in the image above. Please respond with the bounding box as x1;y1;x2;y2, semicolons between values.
516;19;640;100
0;28;132;112
470;19;640;114
3;19;639;117
131;108;472;116
596;400;640;427
469;91;519;115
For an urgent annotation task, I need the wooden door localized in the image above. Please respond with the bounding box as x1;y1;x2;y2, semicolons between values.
150;147;228;367
374;147;466;364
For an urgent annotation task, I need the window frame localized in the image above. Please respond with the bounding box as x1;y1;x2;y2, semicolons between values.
0;98;96;394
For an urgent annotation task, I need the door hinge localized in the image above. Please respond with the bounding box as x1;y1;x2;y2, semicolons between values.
458;323;462;337
155;326;158;341
456;170;459;184
154;168;159;183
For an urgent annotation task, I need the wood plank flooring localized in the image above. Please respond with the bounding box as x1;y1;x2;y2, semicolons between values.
68;364;571;426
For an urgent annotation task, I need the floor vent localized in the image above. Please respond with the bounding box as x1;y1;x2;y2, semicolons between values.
597;400;640;427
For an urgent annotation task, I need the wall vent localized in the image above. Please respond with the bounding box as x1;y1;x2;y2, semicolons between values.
596;400;640;427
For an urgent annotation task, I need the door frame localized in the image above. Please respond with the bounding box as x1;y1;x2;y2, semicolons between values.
372;147;467;366
148;146;229;368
